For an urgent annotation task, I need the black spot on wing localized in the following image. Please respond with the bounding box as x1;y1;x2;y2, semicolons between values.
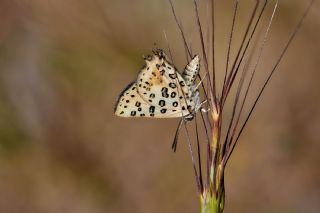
161;87;169;98
179;81;185;87
159;100;166;107
169;83;176;89
114;81;135;113
169;74;177;79
160;109;167;114
149;106;155;113
149;93;155;99
135;102;141;107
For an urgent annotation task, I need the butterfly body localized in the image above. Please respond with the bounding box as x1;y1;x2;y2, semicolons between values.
114;50;201;119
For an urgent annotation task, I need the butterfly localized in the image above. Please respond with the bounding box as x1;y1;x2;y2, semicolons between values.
114;49;202;150
114;49;201;117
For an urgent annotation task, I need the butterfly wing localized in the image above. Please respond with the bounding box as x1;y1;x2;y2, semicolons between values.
135;50;196;117
114;82;188;118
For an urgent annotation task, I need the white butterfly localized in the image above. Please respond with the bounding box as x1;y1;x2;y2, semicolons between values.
114;49;202;121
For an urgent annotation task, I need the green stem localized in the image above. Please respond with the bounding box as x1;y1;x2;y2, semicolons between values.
200;196;218;213
200;184;225;213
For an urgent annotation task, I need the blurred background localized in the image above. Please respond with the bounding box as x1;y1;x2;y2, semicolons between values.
0;0;319;212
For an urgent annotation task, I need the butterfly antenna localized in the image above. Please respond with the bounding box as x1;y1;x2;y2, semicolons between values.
172;118;183;152
168;0;192;59
169;0;212;113
163;30;174;63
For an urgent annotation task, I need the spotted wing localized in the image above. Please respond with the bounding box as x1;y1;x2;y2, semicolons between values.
135;50;196;117
114;82;189;118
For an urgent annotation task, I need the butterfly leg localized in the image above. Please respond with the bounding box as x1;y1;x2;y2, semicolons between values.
194;99;210;113
197;99;210;113
201;107;211;113
172;118;184;152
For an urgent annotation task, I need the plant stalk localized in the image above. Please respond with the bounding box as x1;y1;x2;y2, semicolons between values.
200;182;225;213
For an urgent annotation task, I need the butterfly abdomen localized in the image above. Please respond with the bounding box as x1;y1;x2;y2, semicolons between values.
182;55;200;86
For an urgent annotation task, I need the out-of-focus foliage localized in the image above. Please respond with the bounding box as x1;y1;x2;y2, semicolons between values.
0;0;319;212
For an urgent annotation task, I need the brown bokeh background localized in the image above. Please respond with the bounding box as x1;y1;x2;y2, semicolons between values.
0;0;319;212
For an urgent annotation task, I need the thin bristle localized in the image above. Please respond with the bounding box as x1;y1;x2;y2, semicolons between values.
168;0;192;59
112;0;315;210
225;0;315;164
211;0;217;105
221;0;267;107
193;0;215;104
224;1;279;159
222;0;239;98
